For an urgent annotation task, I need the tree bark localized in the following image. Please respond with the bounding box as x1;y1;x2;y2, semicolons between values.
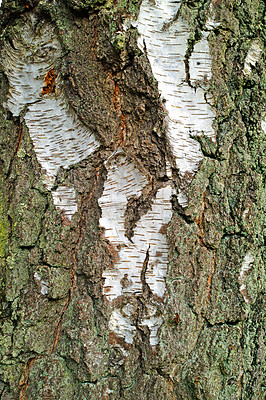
0;0;265;399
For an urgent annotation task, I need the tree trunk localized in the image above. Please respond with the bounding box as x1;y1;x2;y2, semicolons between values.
0;0;265;399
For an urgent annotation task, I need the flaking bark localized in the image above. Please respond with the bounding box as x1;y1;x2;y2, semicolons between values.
0;0;265;399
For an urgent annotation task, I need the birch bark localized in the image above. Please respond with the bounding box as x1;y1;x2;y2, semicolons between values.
0;0;265;399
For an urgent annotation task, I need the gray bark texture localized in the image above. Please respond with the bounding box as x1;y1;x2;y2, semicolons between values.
0;0;265;399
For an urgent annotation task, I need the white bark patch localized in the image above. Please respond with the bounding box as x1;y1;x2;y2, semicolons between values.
109;306;136;345
24;94;99;184
205;0;222;31
136;0;216;175
133;185;172;298
52;186;78;219
205;18;221;30
239;253;254;304
177;190;188;208
242;208;249;219
165;159;172;179
1;14;59;117
141;316;163;347
100;162;172;300
243;42;262;76
189;32;212;84
34;272;49;295
140;304;163;347
99;153;148;249
2;14;99;220
99;154;173;345
261;116;266;135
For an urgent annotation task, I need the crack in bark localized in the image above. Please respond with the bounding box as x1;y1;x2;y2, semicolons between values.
113;80;127;148
18;357;38;400
207;251;217;301
140;245;152;300
124;181;156;241
196;190;206;245
162;8;182;32
205;319;243;328
133;245;162;348
15;123;23;155
184;44;194;89
6;121;23;180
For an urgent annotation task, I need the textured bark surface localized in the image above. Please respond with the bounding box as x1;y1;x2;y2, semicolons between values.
0;0;265;399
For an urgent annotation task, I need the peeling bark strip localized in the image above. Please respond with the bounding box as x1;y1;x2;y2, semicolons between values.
1;13;99;218
99;152;172;345
262;116;266;134
243;41;262;76
239;253;254;304
136;0;216;175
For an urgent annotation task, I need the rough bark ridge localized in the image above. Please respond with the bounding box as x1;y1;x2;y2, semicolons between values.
0;0;265;399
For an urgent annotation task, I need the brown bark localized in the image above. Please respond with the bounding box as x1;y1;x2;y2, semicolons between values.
0;0;265;399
